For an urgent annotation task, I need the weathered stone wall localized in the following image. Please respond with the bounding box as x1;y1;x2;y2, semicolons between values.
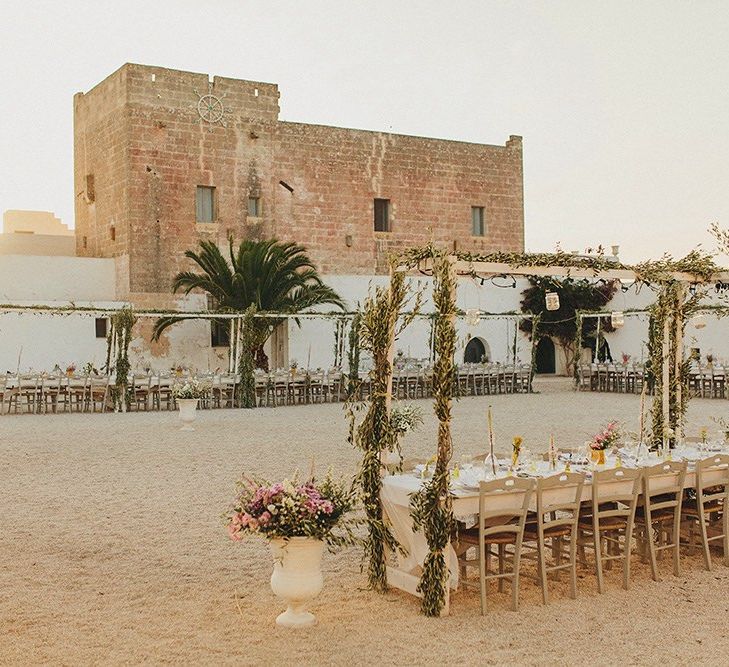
275;123;524;274
74;63;524;292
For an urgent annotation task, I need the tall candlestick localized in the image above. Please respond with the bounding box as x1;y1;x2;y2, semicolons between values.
549;434;556;470
638;381;646;457
488;405;496;475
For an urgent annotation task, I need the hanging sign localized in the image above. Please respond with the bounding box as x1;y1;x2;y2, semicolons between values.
611;311;624;328
545;292;560;311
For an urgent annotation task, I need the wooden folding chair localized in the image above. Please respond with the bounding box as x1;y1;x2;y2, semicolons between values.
577;467;642;593
457;477;535;613
522;471;586;604
634;461;687;580
682;454;729;570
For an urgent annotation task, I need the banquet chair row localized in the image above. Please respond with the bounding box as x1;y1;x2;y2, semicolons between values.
390;364;533;401
579;362;729;399
457;455;729;614
0;374;110;414
255;371;346;407
577;363;647;394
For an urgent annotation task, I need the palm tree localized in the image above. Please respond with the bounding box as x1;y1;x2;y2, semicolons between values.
153;239;346;396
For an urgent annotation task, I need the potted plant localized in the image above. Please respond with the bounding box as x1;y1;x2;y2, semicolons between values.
172;377;211;431
226;472;358;628
589;421;620;465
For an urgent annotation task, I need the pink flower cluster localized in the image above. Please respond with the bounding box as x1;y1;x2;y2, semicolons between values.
298;483;335;517
591;421;620;450
227;478;337;543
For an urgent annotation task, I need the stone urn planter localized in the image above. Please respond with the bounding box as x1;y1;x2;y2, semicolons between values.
177;398;199;431
269;537;325;628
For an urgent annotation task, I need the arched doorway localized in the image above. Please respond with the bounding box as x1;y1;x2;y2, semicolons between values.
535;337;556;374
464;337;491;363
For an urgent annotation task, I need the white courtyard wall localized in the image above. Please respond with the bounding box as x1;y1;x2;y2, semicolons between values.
2;257;728;375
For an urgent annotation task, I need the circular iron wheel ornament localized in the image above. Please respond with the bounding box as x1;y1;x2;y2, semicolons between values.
197;94;224;124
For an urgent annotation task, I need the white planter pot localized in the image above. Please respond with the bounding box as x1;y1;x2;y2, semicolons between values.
177;398;199;431
269;537;325;628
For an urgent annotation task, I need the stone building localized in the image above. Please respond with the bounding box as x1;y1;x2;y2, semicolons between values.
73;63;524;288
66;63;526;370
2;65;725;375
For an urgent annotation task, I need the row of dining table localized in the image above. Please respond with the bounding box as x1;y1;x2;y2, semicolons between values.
381;442;729;611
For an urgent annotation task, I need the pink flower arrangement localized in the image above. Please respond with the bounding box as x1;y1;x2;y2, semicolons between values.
226;472;358;549
590;421;621;451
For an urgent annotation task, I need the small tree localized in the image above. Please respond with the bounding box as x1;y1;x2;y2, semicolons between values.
153;238;345;406
519;277;618;372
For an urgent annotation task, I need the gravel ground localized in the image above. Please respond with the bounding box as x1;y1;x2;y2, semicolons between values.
2;378;729;666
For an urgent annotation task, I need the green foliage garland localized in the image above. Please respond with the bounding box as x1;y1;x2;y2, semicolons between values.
346;271;420;591
401;244;722;284
529;313;541;390
109;307;137;412
648;282;702;447
237;305;268;408
346;311;361;400
409;254;457;616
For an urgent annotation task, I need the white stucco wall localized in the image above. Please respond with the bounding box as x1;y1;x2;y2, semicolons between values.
2;256;728;375
0;255;116;302
0;302;122;372
287;275;729;374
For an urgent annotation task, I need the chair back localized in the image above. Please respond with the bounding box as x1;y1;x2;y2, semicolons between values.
696;454;729;506
589;467;642;523
641;461;687;515
477;477;535;540
535;471;585;532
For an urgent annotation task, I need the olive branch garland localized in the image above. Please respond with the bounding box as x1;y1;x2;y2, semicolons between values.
106;307;137;412
648;281;705;447
400;244;722;285
408;253;457;616
345;269;422;591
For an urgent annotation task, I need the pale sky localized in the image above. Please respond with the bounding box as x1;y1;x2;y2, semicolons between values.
2;1;728;263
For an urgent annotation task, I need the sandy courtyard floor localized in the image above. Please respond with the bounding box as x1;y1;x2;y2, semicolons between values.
2;378;729;666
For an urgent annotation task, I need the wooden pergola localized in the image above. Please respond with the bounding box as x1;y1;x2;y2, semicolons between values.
361;250;729;616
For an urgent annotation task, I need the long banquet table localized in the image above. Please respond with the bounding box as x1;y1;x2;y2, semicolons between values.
381;450;728;612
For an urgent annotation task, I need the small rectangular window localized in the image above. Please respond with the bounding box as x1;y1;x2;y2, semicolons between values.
374;198;390;232
471;206;485;236
86;174;95;203
247;196;261;217
196;186;216;223
211;320;230;347
95;318;108;339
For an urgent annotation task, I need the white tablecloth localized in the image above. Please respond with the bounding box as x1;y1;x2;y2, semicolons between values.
380;457;720;589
